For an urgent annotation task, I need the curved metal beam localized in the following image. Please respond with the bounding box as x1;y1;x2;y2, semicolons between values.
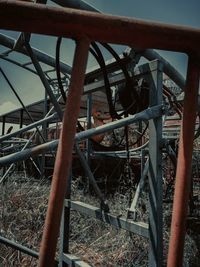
0;33;72;74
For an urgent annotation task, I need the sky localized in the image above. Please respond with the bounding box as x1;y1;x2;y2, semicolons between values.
0;0;199;119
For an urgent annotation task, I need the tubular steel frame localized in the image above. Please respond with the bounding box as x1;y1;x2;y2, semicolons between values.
0;1;199;267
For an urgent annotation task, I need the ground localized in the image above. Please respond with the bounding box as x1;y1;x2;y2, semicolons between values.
0;173;199;266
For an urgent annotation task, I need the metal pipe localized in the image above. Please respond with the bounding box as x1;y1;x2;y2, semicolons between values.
75;143;105;204
167;57;200;267
128;158;149;219
0;235;59;266
0;113;57;143
86;93;92;163
0;67;47;143
0;90;65;144
0;1;199;58
0;33;72;74
0;235;39;258
0;127;40;184
1;116;5;135
0;105;162;167
38;38;90;267
25;42;64;121
127;47;186;89
143;49;185;89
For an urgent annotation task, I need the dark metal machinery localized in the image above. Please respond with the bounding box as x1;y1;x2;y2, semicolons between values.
0;1;199;267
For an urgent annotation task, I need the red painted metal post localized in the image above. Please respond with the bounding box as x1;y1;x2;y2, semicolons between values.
38;38;90;267
167;57;200;267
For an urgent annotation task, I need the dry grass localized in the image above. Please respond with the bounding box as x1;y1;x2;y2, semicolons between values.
0;172;199;266
0;174;50;266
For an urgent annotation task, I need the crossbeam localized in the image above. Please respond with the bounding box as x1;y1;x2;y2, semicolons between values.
0;0;199;58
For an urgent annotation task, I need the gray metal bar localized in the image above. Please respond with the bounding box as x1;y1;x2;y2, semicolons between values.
83;72;125;95
0;163;15;184
76;105;162;141
59;170;72;267
147;60;163;267
65;200;149;238
1;116;5;135
0;235;39;258
83;62;151;95
0;91;65;146
62;253;92;267
19;109;23;130
0;105;162;167
75;143;106;205
0;67;47;144
86;93;92;163
0;55;38;75
59;208;65;267
128;158;149;220
92;142;149;158
0;113;58;143
0;235;59;266
127;47;185;90
0;34;71;74
0;129;38;184
142;49;185;89
40;88;48;178
165;144;177;168
25;42;63;121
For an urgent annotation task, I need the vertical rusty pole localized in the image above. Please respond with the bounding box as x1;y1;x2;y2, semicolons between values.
38;38;90;267
167;57;200;267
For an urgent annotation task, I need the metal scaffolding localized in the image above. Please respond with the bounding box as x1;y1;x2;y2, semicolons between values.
0;1;199;267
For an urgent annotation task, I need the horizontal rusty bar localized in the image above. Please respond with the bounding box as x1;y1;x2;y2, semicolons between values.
0;0;200;58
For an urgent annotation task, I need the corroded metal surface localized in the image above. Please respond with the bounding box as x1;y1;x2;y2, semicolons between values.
0;1;200;58
38;38;90;267
167;58;200;267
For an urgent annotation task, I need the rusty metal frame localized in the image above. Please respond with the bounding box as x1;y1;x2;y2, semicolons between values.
0;1;199;267
38;38;90;266
0;1;199;57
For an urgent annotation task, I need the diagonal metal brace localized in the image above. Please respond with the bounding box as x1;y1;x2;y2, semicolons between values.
75;142;109;212
127;157;149;220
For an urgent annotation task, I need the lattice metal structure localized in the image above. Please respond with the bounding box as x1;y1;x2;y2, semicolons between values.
0;1;199;267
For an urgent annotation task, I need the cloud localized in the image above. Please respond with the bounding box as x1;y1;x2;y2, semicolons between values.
0;101;19;116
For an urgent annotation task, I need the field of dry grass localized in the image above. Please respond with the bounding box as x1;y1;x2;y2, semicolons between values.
0;173;199;266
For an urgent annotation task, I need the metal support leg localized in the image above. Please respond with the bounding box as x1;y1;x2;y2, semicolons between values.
128;157;149;220
148;60;163;267
1;116;6;175
86;93;92;162
19;109;23;129
86;93;92;190
1;116;5;136
41;90;48;178
59;170;72;267
25;41;64;121
75;143;109;211
38;38;90;267
167;57;200;267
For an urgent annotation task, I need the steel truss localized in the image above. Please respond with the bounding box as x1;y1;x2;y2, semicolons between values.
0;1;199;267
